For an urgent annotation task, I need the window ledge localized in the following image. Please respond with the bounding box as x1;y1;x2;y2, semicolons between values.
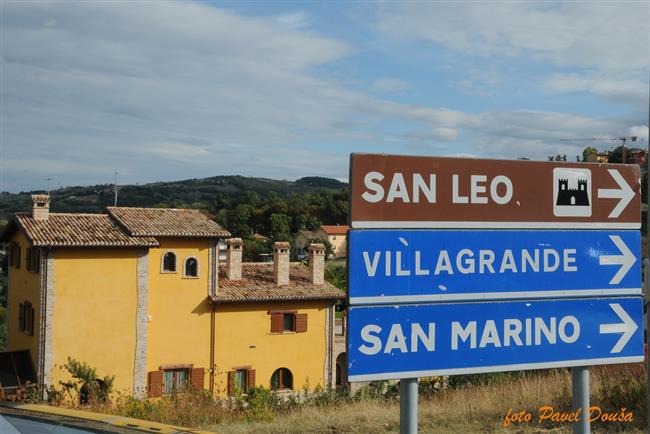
160;270;177;274
182;275;200;279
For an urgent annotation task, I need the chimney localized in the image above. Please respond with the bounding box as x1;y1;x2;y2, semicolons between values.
225;238;243;280
308;243;325;285
32;194;50;220
273;241;290;285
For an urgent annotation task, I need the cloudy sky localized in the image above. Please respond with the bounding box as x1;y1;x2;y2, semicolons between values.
1;1;648;192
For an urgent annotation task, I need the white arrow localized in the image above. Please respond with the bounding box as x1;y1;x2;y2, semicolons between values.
599;303;637;353
598;235;636;284
597;169;635;218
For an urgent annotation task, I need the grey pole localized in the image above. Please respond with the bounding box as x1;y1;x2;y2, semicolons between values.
571;366;590;434
400;378;418;434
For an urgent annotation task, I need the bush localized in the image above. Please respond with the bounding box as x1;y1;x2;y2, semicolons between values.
56;357;115;404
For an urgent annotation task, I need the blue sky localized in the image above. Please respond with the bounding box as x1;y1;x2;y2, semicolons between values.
1;1;648;192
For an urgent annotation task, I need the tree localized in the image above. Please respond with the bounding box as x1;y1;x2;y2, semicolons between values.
269;213;291;241
228;204;253;239
582;146;598;162
548;154;567;162
243;239;271;262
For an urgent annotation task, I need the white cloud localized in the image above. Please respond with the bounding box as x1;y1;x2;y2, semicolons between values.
629;126;649;143
378;2;649;106
545;73;648;106
378;2;649;72
1;1;645;191
275;12;310;29
372;77;415;92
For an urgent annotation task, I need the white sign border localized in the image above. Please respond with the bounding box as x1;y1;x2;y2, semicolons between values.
348;356;644;382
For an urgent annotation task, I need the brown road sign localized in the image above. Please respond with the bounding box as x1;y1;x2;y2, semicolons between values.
350;153;641;229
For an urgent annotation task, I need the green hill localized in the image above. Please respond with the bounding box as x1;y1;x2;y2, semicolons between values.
0;175;348;220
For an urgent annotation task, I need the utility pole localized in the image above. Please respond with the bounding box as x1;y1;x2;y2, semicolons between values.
114;170;118;207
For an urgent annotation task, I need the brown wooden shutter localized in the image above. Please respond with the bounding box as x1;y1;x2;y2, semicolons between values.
270;312;283;333
148;371;163;398
15;246;20;269
26;248;32;271
247;369;256;390
227;371;235;395
33;249;40;273
18;303;24;331
295;313;308;333
29;307;35;336
190;367;204;390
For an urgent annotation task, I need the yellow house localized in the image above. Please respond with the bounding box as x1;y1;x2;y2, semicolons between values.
1;195;344;398
316;225;349;259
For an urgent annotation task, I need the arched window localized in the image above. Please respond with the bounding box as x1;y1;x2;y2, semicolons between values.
270;368;293;390
162;252;176;272
184;257;198;278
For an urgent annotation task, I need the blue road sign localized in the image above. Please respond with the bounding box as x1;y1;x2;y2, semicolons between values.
347;297;644;382
348;230;640;304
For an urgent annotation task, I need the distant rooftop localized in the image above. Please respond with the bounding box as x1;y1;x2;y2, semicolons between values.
319;225;349;235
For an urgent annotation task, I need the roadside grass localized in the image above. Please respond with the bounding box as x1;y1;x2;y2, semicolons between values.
47;364;646;434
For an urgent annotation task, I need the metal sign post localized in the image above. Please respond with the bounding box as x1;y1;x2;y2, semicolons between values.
571;366;590;434
400;378;418;434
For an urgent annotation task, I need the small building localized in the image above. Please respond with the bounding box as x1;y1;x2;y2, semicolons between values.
252;233;270;243
316;225;350;259
584;151;608;163
294;230;320;258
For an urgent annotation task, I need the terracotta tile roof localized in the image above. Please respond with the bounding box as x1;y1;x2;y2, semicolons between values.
108;207;230;238
12;213;159;247
319;225;349;236
215;262;344;303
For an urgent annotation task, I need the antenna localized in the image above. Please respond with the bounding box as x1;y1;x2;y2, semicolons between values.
114;170;119;207
44;176;54;195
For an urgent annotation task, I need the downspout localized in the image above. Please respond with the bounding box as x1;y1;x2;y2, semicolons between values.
329;303;334;388
208;240;218;396
210;305;215;396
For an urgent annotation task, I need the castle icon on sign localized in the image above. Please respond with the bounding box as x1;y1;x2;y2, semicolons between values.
556;178;590;206
553;168;592;217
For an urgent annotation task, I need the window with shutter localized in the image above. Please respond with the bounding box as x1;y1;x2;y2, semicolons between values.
15;246;21;269
148;371;164;398
295;314;308;333
190;367;204;389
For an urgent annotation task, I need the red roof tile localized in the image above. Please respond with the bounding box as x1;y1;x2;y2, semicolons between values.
108;207;230;238
319;225;349;235
13;213;159;247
